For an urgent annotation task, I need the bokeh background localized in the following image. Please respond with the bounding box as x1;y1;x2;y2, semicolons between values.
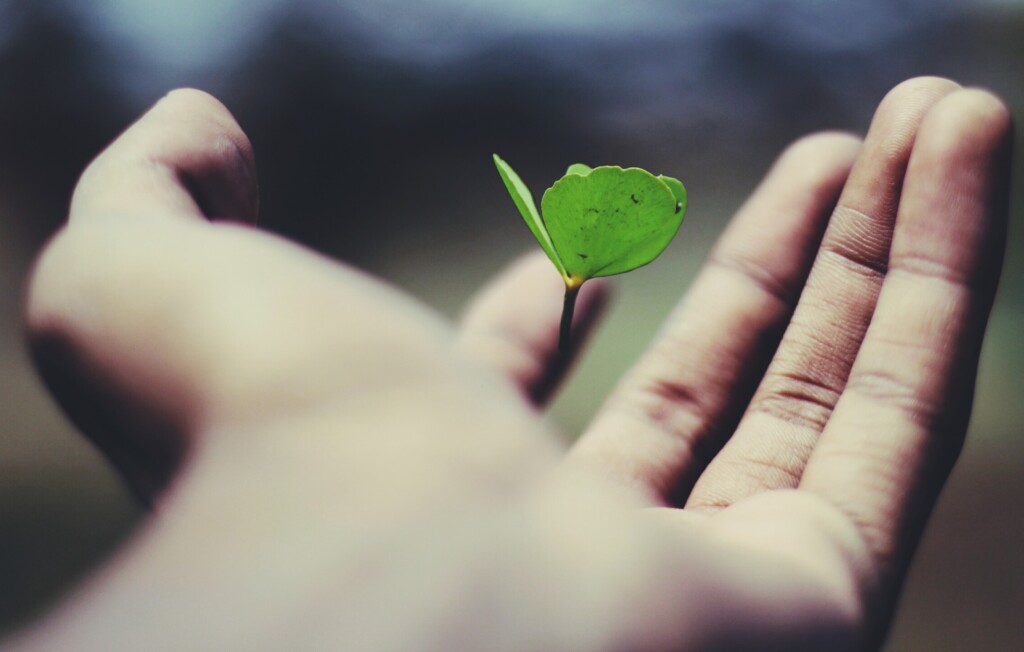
1;0;1021;649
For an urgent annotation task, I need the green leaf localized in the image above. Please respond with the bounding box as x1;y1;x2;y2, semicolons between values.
658;175;688;214
492;154;567;278
565;163;594;176
541;166;684;280
493;155;688;353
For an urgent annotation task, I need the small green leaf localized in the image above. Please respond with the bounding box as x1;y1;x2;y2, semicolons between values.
494;154;687;352
492;154;568;278
565;163;594;176
658;175;687;214
541;166;684;280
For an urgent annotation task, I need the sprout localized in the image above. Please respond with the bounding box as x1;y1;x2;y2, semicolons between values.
494;154;687;352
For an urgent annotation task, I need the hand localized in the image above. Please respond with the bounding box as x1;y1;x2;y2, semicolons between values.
11;78;1011;651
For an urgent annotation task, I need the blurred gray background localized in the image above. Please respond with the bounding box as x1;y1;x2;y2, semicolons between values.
0;0;1021;649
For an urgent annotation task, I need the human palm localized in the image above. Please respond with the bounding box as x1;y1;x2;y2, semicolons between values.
10;77;1011;651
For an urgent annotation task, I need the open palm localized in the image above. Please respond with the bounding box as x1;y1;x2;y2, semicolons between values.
12;77;1010;651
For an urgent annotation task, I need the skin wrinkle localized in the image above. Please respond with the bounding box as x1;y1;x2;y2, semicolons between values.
623;375;719;465
822;203;893;274
751;371;842;431
705;252;799;308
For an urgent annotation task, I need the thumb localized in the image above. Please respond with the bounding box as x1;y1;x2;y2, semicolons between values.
25;89;259;503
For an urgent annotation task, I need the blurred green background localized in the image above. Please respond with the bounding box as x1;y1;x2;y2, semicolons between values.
0;0;1021;649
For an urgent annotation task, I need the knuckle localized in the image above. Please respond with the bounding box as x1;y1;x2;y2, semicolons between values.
751;368;843;431
614;370;719;449
706;250;797;307
887;250;970;288
25;216;205;353
729;449;807;487
844;368;940;430
819;214;890;281
24;224;107;336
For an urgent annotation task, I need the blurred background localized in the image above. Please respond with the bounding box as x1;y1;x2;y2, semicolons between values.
0;0;1021;648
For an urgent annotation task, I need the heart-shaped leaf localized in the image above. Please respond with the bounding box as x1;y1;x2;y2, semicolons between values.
493;154;687;351
542;166;684;281
565;163;594;176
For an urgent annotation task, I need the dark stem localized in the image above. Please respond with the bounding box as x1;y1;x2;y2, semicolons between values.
558;286;580;354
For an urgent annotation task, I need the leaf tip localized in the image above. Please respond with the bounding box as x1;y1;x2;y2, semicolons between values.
565;163;594;177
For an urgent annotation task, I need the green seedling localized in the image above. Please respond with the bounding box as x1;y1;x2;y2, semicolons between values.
493;154;687;352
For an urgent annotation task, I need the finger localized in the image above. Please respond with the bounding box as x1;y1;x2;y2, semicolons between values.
800;90;1012;590
686;77;960;511
70;88;258;224
27;214;461;504
569;132;861;504
457;251;609;406
26;89;259;501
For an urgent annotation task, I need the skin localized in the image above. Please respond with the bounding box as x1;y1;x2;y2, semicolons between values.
8;76;1012;651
